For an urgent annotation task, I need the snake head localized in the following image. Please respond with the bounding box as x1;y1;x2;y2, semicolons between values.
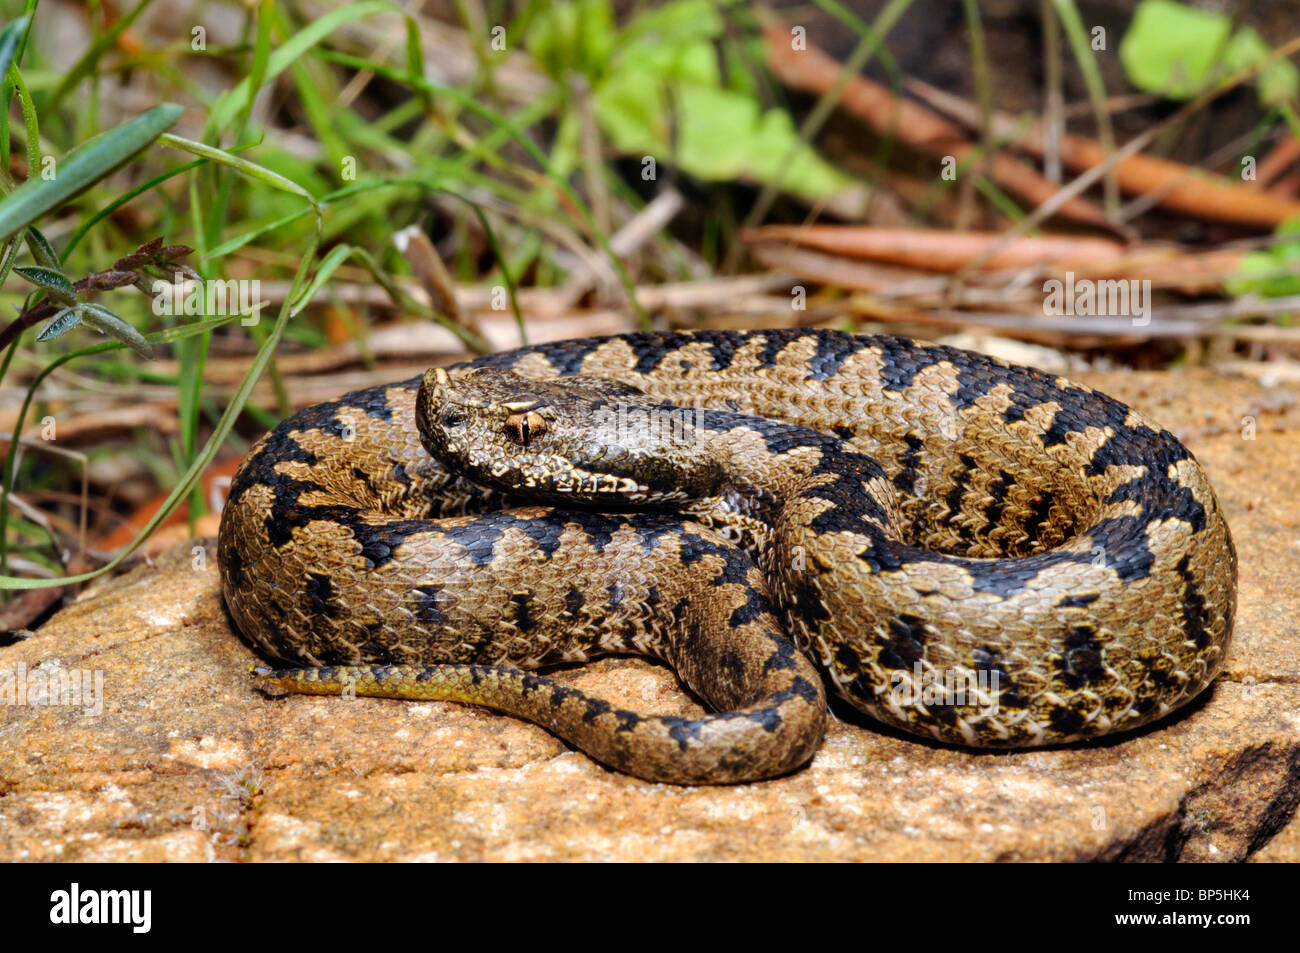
417;366;725;505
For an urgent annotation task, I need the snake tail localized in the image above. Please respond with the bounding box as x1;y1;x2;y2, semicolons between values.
257;650;824;785
222;498;827;784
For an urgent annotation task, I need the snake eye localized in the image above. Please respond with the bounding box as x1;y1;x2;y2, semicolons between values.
504;410;547;446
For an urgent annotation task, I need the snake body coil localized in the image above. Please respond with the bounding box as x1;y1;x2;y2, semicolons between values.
218;329;1236;783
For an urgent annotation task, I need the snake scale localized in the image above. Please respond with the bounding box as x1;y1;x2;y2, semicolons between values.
217;329;1236;784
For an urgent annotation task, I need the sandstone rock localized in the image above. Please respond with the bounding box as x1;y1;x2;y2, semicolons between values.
0;367;1296;861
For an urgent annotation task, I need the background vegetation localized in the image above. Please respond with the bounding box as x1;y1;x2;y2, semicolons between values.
0;0;1296;622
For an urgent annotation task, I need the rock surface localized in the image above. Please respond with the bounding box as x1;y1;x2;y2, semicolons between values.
1;367;1297;862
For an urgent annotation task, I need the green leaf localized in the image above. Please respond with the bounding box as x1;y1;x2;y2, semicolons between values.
35;306;82;342
748;108;860;200
1120;1;1230;99
595;68;669;155
586;0;853;202
23;226;59;270
526;0;616;81
620;0;723;49
0;15;29;79
1224;250;1300;297
595;73;855;200
0;104;184;243
1225;27;1298;107
617;36;719;87
76;303;153;358
1120;0;1296;105
13;264;76;303
675;85;760;179
1226;214;1300;296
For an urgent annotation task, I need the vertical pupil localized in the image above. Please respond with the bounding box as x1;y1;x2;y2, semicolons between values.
508;414;531;445
506;409;544;446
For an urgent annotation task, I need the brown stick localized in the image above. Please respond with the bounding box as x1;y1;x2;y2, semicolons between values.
906;77;1300;227
761;23;1128;237
745;234;1244;297
742;225;1125;271
1254;134;1300;189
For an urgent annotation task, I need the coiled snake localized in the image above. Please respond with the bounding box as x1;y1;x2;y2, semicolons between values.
217;329;1236;784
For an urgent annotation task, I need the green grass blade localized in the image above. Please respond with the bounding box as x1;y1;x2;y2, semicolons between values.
319;47;645;326
1049;0;1120;216
8;62;39;178
0;243;319;590
0;313;243;577
0;15;29;81
207;0;395;131
0;103;184;243
156;133;321;230
61;156;210;261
